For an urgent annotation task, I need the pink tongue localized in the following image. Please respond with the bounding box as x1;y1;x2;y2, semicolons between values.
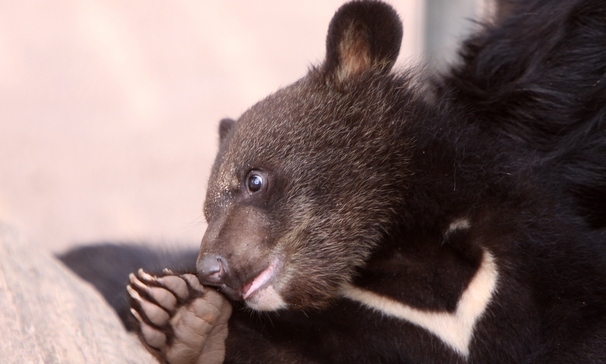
240;281;253;297
241;259;278;299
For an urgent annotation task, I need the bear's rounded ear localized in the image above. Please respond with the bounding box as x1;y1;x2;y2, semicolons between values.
323;0;403;84
218;118;236;144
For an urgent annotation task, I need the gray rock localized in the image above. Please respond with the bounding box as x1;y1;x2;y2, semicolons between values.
0;223;155;364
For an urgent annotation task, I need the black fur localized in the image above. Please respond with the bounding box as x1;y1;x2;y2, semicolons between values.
58;243;197;329
441;0;606;228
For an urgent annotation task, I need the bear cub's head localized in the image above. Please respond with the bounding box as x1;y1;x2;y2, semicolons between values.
197;1;414;311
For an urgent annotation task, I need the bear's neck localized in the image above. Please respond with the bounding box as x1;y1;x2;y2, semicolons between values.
398;101;519;229
351;100;522;311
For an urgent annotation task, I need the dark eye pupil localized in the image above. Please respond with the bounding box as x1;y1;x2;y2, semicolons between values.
247;174;264;192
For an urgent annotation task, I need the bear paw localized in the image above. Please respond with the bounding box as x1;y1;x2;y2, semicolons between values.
128;269;232;364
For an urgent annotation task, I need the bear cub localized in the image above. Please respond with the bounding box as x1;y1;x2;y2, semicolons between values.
63;0;606;363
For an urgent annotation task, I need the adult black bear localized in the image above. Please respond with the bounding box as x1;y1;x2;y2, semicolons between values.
66;0;606;363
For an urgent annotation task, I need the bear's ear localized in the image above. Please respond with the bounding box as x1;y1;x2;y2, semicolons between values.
218;118;236;144
323;0;403;84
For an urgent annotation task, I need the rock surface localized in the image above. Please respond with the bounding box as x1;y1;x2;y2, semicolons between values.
0;223;154;364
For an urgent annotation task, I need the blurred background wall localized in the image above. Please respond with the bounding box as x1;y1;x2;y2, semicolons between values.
0;0;485;253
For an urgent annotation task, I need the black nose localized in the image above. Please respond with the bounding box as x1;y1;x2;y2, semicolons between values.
197;254;228;285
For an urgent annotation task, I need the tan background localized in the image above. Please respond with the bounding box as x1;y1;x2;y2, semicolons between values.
0;1;482;253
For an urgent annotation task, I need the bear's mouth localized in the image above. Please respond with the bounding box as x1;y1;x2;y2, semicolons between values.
240;256;281;300
211;256;286;310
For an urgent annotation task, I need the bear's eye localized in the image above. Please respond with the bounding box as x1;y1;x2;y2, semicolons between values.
246;171;266;194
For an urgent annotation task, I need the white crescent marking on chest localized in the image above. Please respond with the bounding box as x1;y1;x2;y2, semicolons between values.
341;250;498;358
